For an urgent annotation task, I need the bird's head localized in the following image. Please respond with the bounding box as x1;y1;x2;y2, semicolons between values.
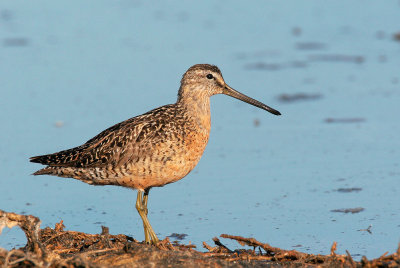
178;64;281;116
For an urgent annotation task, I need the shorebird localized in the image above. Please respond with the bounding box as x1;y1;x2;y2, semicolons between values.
30;64;281;245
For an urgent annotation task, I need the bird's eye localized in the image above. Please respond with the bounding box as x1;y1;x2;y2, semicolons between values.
206;74;214;79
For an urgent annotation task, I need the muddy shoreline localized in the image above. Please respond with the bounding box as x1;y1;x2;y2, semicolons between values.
1;210;399;267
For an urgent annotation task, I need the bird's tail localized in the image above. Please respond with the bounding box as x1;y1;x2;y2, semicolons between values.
32;167;59;176
30;154;51;165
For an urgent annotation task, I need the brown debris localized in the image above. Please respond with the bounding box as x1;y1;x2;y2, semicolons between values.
330;241;337;256
394;32;400;41
0;210;45;259
1;210;400;267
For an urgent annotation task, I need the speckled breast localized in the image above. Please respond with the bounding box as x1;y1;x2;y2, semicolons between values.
118;114;211;190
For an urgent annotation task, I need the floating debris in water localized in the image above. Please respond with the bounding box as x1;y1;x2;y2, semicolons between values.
393;32;400;41
291;27;302;36
253;118;260;127
295;42;327;50
358;225;372;234
325;118;366;123
278;93;322;103
331;207;365;214
54;121;64;128
336;187;362;193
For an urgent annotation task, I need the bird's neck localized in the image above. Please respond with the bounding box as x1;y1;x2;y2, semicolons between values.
177;92;211;132
177;93;210;116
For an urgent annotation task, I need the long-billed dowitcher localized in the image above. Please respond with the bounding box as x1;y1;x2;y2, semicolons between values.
30;64;281;245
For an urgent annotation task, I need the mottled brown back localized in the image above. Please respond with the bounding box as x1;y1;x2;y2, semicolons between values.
30;104;181;169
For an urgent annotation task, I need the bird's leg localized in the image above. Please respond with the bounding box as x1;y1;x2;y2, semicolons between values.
135;190;150;243
135;189;159;245
136;190;151;243
141;189;152;243
143;189;159;244
142;190;149;216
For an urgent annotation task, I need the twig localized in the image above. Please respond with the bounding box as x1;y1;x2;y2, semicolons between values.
212;237;233;253
220;234;284;255
330;241;337;256
346;250;356;268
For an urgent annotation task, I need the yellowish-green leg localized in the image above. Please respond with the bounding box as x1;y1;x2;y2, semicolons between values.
142;193;152;241
136;191;150;243
135;189;159;245
143;189;159;244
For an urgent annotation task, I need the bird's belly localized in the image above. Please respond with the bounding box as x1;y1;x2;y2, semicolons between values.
117;130;210;190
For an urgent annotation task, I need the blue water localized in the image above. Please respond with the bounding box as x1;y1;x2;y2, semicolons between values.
1;0;399;260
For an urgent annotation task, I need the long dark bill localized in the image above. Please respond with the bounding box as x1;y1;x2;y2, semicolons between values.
223;85;281;116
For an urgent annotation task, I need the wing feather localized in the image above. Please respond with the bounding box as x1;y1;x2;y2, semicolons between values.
30;104;176;168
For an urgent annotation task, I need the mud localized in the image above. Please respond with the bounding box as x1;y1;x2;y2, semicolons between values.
1;210;399;267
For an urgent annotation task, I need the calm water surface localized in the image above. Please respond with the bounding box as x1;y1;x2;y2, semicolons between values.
0;1;399;259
